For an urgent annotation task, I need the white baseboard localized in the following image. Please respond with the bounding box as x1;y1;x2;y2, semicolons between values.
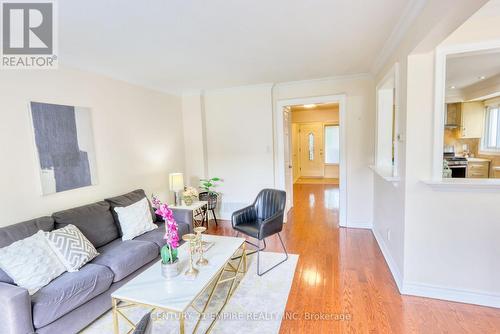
372;228;500;308
344;220;373;229
215;201;248;221
372;228;403;291
402;282;500;308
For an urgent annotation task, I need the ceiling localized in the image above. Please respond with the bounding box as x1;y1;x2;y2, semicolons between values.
290;103;339;112
58;0;412;93
446;49;500;90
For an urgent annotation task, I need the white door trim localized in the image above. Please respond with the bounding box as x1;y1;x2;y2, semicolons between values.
274;94;347;227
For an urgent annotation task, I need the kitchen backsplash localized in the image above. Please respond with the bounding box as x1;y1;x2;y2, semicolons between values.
444;128;500;176
443;128;480;155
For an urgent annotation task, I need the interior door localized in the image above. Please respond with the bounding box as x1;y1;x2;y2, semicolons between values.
283;108;293;212
299;123;324;177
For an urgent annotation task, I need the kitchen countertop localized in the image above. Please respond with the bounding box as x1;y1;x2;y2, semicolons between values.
466;157;491;162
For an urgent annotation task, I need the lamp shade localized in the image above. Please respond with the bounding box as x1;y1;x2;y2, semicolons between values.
169;173;184;191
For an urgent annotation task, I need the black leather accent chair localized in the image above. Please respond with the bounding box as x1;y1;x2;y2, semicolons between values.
133;311;152;334
232;189;288;276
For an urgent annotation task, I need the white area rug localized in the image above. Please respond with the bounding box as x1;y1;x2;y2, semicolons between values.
81;251;298;334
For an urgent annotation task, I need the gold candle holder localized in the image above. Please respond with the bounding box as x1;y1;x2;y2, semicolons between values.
194;226;208;266
182;234;199;277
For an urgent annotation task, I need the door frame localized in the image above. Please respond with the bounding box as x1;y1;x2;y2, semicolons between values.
274;94;347;227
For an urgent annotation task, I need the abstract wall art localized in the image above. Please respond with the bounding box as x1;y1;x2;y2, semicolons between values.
30;102;98;195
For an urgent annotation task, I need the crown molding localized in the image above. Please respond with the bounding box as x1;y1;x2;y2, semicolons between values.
370;0;428;76
275;72;372;88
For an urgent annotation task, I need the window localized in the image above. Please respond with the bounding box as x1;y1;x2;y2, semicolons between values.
324;125;339;164
482;105;500;151
308;133;314;160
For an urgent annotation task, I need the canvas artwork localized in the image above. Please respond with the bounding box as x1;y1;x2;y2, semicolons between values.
30;102;98;195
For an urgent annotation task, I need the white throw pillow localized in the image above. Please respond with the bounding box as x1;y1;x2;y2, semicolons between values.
0;230;66;295
45;225;99;272
114;197;158;241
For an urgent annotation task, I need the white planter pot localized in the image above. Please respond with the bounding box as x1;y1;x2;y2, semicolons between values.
161;259;179;280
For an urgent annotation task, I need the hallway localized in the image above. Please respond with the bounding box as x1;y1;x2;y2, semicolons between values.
208;184;500;333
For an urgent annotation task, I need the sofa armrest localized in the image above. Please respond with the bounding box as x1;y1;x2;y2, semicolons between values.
0;282;35;334
171;209;193;232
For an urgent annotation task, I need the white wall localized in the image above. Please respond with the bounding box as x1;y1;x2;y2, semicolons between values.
404;51;500;306
182;92;207;187
275;75;375;227
203;85;275;218
0;67;184;226
372;0;499;307
181;76;375;226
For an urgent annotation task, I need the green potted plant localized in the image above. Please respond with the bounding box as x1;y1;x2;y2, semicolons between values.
199;177;222;225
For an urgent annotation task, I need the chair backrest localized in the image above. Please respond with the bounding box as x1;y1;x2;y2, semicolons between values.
133;312;152;334
254;189;286;220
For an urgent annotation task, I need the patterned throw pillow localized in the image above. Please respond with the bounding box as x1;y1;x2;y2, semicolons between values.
0;231;66;295
46;225;99;272
114;197;158;241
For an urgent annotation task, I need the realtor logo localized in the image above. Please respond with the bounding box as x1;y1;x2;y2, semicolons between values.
1;1;57;68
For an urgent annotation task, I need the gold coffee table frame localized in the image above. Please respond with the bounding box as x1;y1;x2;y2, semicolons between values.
112;243;247;334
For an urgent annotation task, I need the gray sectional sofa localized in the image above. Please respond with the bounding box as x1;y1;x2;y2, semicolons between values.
0;189;191;334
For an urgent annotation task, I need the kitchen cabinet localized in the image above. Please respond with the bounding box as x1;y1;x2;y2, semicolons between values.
467;160;490;178
461;102;484;139
445;103;461;127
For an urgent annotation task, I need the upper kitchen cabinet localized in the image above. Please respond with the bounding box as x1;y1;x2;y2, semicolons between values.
461;102;484;138
445;102;484;138
445;103;461;128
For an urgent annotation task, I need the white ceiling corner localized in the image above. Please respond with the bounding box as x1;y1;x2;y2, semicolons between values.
370;0;428;77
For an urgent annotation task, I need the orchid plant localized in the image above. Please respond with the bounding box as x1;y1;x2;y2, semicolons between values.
152;195;179;264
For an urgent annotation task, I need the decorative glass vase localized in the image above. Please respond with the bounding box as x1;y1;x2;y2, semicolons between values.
184;197;194;206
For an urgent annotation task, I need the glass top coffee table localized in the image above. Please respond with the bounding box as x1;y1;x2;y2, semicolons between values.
111;235;247;334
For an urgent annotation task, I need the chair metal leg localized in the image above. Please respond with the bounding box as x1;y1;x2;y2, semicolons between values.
211;209;218;226
231;238;266;260
257;233;288;276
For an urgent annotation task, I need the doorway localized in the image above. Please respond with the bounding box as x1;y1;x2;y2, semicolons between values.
274;95;347;227
298;123;324;177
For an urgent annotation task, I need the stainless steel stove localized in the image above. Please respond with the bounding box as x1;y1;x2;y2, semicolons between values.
444;152;467;178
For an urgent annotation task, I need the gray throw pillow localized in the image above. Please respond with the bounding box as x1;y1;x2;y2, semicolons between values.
45;224;99;272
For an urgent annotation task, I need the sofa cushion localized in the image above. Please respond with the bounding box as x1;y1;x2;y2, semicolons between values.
135;222;190;248
53;201;119;248
0;217;54;248
31;263;114;329
91;239;158;282
134;222;166;248
105;189;157;231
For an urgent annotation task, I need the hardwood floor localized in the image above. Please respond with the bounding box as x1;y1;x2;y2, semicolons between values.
206;184;500;333
294;177;339;185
